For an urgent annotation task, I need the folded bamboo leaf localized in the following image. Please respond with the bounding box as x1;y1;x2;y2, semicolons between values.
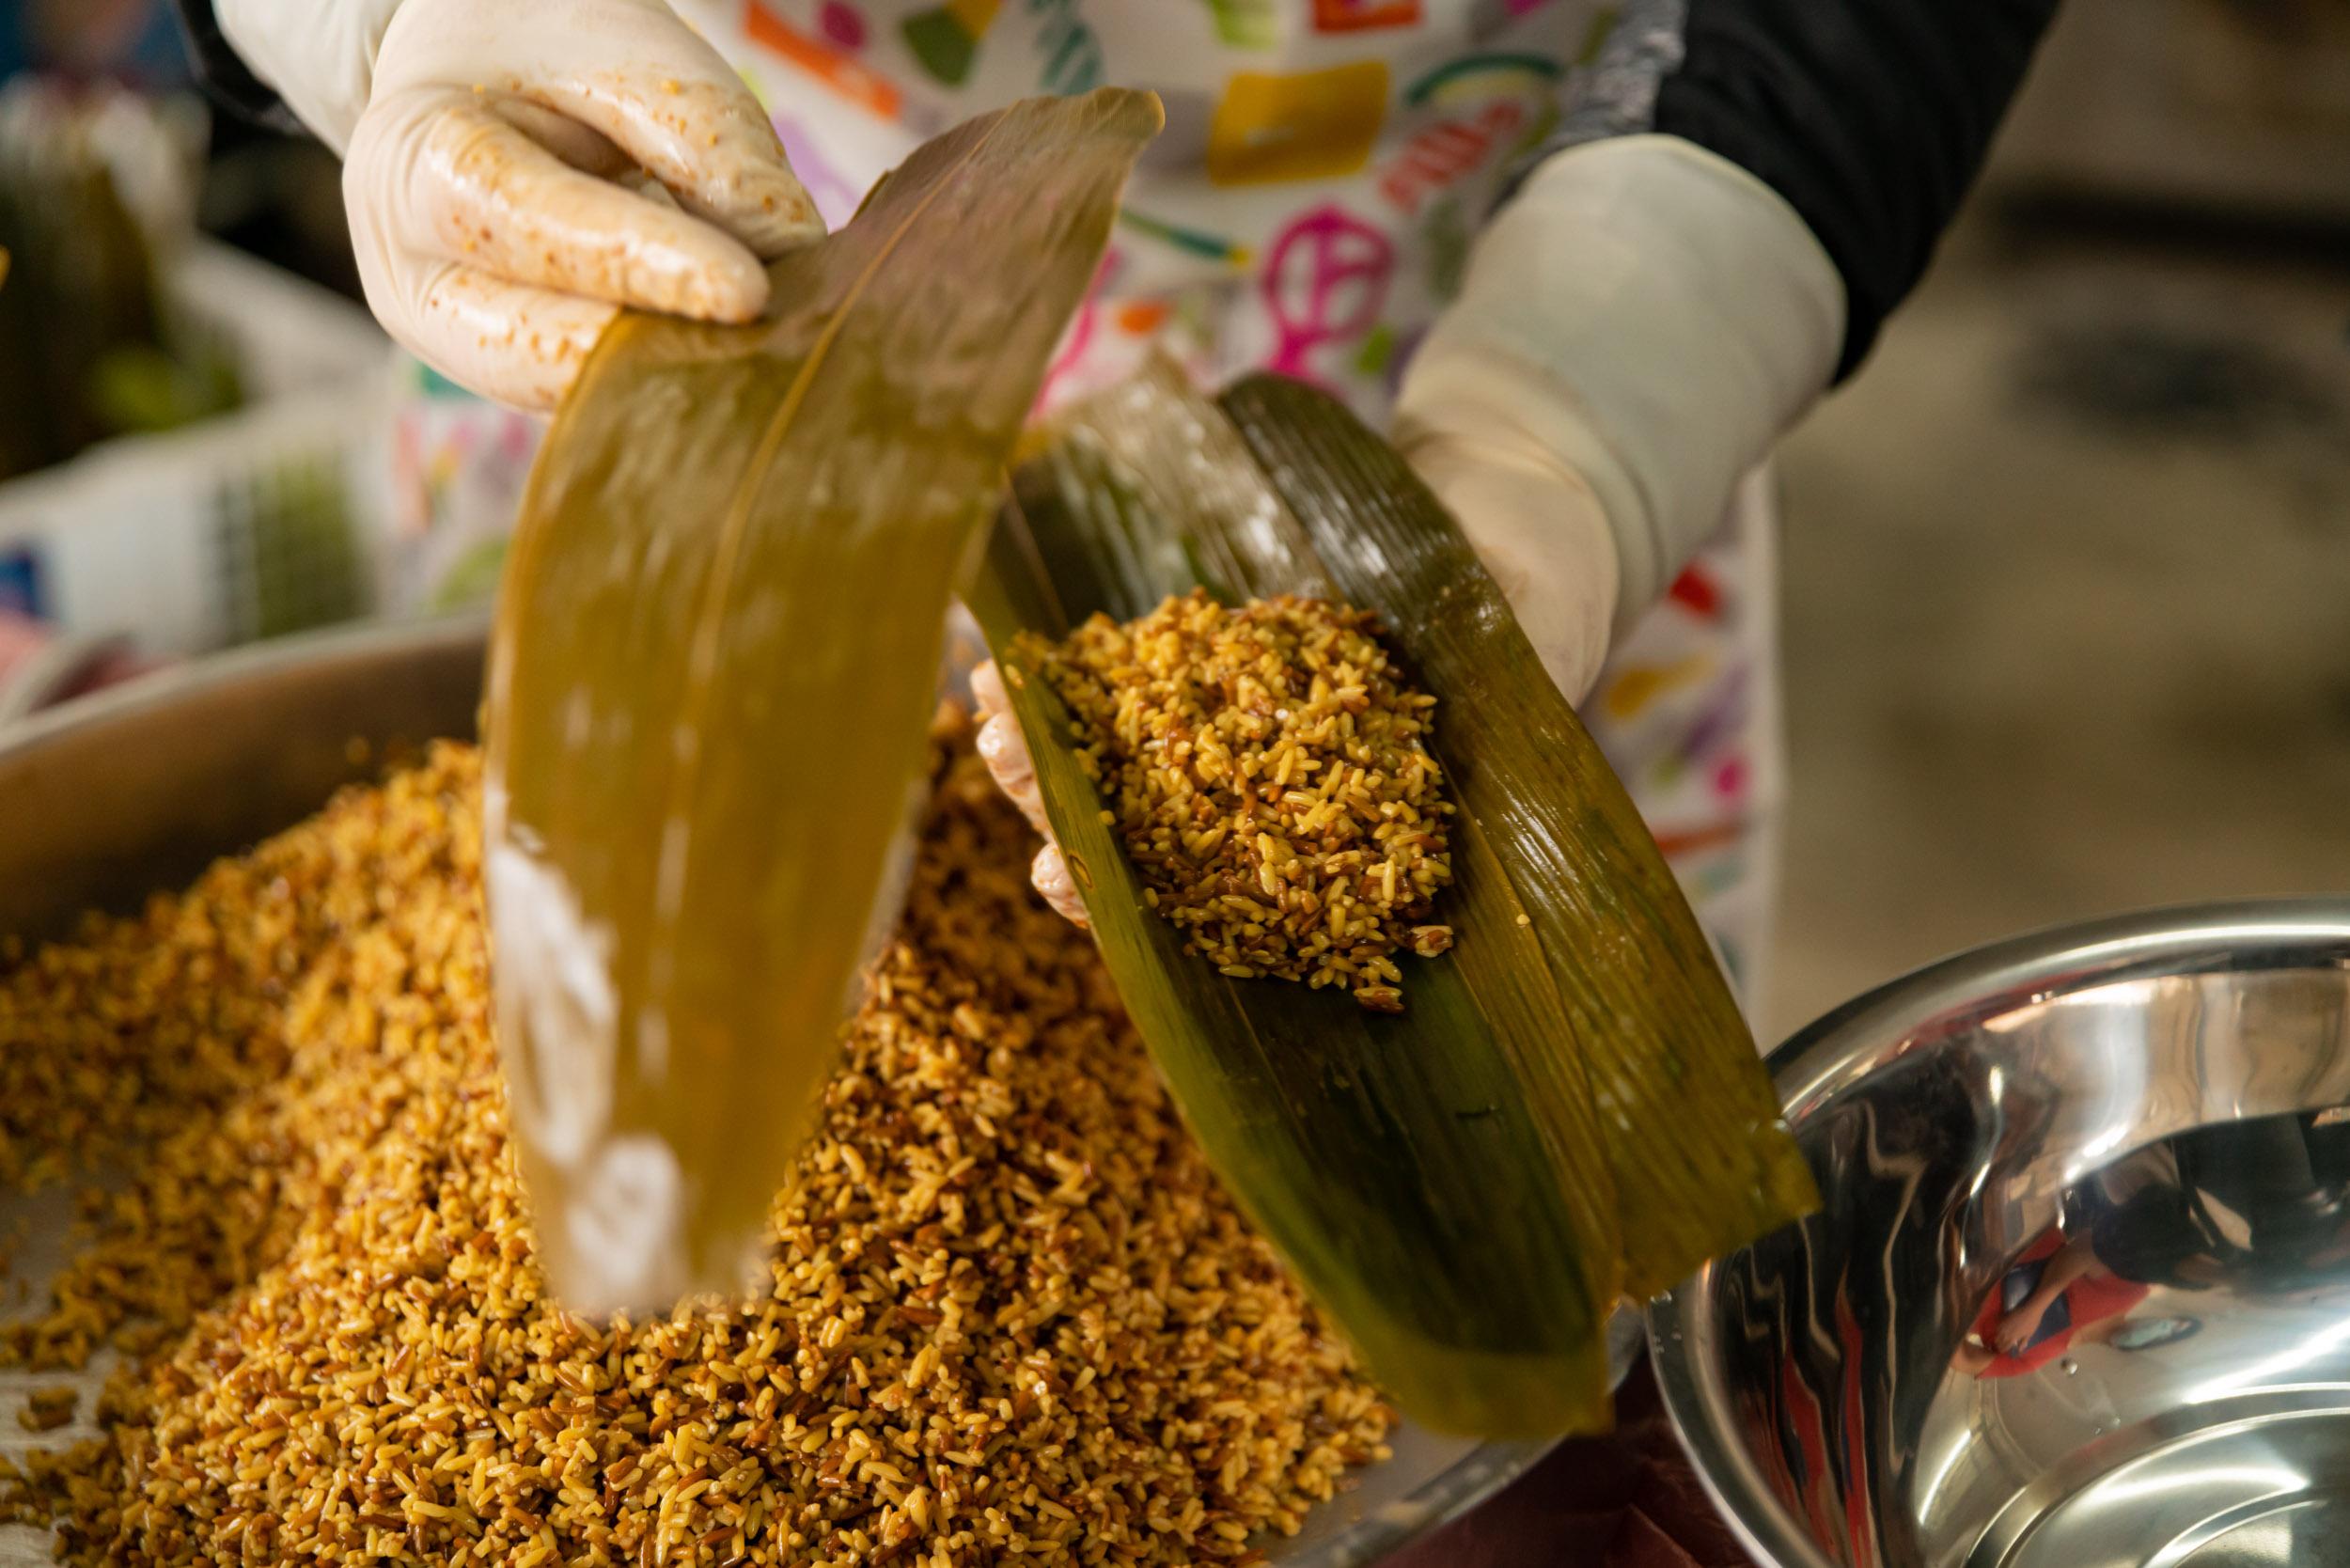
483;90;1160;1317
971;369;1615;1437
1218;373;1820;1296
969;363;1816;1436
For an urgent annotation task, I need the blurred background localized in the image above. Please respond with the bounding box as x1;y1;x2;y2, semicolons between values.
0;0;2344;1036
1768;0;2350;1033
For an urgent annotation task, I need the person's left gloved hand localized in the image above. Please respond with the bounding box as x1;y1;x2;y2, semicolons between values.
970;661;1093;926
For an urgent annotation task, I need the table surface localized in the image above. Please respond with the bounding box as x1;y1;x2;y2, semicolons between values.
1386;1361;1757;1568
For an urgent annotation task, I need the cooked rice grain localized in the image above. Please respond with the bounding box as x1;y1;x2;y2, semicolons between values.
0;723;1389;1566
1022;592;1453;1011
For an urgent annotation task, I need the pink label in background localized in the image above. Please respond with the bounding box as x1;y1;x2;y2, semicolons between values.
1261;204;1393;386
1376;98;1527;215
0;611;50;673
818;0;869;48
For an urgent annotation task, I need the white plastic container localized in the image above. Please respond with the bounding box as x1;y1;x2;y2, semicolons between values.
0;238;396;657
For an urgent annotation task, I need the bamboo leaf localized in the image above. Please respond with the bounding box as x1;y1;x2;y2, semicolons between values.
483;91;1160;1316
968;363;1816;1436
1218;373;1820;1294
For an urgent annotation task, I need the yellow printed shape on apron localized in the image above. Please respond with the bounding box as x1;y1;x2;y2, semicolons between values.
1600;654;1715;723
1207;62;1390;187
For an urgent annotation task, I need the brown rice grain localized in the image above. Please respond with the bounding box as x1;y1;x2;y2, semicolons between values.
0;719;1389;1565
1018;591;1453;1010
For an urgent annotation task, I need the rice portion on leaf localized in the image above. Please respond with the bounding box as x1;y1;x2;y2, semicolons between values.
1023;589;1454;1011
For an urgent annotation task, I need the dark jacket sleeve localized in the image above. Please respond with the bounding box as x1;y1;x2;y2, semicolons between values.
1537;0;2060;383
168;0;305;137
1656;0;2057;380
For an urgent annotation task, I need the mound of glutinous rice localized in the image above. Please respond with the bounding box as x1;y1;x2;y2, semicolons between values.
1021;591;1453;1012
0;715;1389;1567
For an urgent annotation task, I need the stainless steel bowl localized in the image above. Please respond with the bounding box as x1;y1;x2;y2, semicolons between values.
0;617;1640;1566
1651;903;2350;1568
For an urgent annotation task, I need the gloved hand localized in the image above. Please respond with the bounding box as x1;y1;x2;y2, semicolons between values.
979;135;1845;925
971;662;1090;926
217;0;825;411
1397;134;1844;650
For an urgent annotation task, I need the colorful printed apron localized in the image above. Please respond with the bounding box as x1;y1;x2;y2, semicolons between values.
387;0;1785;1011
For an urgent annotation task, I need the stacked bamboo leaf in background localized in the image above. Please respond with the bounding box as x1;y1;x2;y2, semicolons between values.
491;91;1816;1443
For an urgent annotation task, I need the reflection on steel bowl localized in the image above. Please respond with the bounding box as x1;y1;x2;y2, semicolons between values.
1650;902;2350;1568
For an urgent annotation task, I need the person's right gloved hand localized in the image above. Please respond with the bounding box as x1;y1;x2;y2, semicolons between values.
217;0;826;411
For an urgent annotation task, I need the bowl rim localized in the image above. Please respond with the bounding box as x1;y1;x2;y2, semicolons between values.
1645;898;2350;1568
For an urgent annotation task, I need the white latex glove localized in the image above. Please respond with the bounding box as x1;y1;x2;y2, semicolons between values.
219;0;825;411
980;135;1845;924
970;662;1090;927
1398;134;1845;641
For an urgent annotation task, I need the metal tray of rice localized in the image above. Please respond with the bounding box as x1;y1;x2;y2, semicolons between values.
0;616;1637;1568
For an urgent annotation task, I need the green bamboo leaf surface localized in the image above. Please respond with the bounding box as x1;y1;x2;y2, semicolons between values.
968;364;1816;1436
1219;373;1820;1295
970;368;1615;1436
483;91;1160;1316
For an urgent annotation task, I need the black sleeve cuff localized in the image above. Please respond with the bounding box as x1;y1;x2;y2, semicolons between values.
1653;0;2057;382
168;0;308;139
